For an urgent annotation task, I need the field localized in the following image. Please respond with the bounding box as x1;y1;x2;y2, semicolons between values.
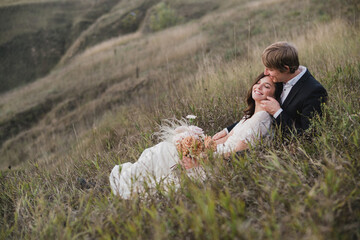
0;0;359;239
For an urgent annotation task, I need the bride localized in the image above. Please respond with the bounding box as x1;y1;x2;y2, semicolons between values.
110;73;283;199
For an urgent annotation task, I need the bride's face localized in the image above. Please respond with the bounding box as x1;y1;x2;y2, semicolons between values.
252;76;276;101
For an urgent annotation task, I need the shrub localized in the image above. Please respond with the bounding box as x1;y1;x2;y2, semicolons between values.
149;3;182;32
120;10;142;32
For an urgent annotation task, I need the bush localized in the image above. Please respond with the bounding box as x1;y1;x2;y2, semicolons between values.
120;10;142;32
149;3;182;32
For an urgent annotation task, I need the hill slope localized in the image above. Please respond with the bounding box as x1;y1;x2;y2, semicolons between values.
0;0;220;93
0;0;358;169
0;0;122;92
0;0;222;169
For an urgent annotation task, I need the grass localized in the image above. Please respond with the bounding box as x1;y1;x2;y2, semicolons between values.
0;18;208;169
2;0;357;170
1;0;360;238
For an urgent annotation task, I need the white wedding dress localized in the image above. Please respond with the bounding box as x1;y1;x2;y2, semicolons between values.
109;111;272;199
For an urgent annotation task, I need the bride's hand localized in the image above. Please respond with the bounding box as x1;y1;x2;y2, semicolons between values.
212;129;227;141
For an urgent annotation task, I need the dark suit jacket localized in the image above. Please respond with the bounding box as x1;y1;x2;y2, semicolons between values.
227;69;327;134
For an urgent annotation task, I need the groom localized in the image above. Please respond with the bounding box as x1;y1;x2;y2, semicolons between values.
213;41;327;140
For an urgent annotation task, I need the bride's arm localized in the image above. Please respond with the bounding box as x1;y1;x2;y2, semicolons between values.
221;139;248;158
217;112;271;158
234;140;248;152
214;129;234;145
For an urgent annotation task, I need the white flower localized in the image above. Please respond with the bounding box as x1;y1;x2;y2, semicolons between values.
173;131;200;143
173;132;191;143
173;125;204;143
175;126;189;133
186;115;197;120
189;126;204;136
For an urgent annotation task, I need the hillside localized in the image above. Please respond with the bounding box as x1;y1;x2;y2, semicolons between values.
0;0;125;92
1;0;360;238
1;0;358;170
0;0;220;93
0;0;221;169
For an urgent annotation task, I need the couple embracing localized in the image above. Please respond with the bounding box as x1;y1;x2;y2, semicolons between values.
110;41;327;199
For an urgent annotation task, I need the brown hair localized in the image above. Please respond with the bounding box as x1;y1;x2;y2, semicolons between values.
262;41;299;73
243;72;283;120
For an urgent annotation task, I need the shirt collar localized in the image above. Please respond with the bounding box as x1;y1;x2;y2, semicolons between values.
284;66;307;87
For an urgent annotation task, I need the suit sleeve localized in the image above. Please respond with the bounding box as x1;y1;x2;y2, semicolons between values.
276;86;327;132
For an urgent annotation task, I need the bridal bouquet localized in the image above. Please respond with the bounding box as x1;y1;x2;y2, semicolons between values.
173;125;217;169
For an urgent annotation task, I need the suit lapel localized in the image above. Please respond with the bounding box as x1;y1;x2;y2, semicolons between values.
282;70;310;108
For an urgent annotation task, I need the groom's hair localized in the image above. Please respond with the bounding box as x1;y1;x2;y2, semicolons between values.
262;41;299;73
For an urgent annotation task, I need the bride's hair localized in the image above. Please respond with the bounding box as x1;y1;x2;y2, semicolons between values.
243;72;283;120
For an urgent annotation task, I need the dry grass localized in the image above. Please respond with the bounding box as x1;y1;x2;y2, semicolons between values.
1;1;360;237
0;22;205;117
0;0;58;7
1;0;358;170
58;0;151;64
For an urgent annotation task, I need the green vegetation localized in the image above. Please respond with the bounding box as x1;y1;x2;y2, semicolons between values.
1;0;360;238
149;2;183;31
119;10;142;32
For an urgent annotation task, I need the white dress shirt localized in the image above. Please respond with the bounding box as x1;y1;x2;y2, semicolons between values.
273;66;307;118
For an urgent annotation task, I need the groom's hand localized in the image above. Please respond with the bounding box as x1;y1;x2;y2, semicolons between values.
212;129;227;141
261;96;280;116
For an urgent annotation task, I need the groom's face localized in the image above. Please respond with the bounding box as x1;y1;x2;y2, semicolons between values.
264;67;288;83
